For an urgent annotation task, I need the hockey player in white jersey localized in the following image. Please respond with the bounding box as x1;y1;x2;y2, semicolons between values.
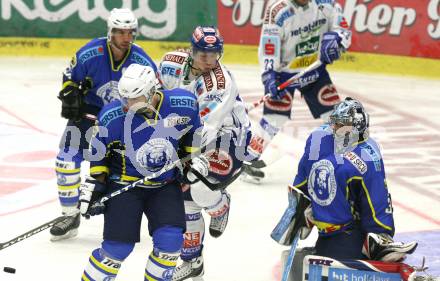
242;0;352;183
159;26;253;281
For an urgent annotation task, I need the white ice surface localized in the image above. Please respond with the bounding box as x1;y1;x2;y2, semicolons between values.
0;57;439;280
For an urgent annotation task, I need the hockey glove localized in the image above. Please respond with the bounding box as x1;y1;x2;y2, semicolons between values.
262;70;289;100
320;31;344;65
186;155;210;183
79;176;107;218
58;80;84;121
362;233;418;262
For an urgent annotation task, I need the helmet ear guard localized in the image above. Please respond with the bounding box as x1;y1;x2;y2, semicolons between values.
107;8;138;42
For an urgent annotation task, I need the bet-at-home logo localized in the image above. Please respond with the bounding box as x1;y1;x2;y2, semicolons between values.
295;36;320;57
1;0;177;39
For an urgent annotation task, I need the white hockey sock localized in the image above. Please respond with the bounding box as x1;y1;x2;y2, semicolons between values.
82;248;122;281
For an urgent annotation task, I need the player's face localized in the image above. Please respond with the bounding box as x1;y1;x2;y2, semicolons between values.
111;28;135;50
332;123;353;137
193;51;220;72
125;95;149;112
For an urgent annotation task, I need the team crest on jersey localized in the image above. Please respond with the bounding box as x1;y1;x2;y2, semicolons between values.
97;81;120;105
308;159;337;206
136;138;174;172
205;149;233;176
318;84;340;106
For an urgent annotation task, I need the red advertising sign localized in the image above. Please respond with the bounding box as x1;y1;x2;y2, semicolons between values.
217;0;440;59
339;0;440;59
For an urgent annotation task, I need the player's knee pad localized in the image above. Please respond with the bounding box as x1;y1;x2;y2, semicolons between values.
204;190;230;218
55;158;81;214
152;226;184;253
146;248;180;280
102;240;135;261
190;181;222;208
82;247;123;281
182;200;205;260
147;227;182;280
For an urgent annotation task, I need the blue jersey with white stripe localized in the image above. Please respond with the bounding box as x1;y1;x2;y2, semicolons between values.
89;88;202;185
292;125;395;236
63;37;157;108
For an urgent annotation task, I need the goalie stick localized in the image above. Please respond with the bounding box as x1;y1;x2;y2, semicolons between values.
247;60;323;112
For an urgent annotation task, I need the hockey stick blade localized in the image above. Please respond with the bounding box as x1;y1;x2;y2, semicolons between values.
0;216;64;251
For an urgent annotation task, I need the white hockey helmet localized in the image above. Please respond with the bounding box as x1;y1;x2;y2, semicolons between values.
118;64;158;110
107;8;138;42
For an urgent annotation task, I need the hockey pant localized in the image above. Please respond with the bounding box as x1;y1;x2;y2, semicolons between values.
82;226;183;281
248;69;340;159
56;117;95;215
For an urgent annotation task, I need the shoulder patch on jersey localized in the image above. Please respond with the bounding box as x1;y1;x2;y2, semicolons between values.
360;142;382;171
202;72;214;92
276;7;294;27
99;106;125;127
213;65;226;90
163;53;187;64
344;151;367;174
131;52;151;66
169;96;196;109
78;46;104;64
264;1;288;24
164;116;191;128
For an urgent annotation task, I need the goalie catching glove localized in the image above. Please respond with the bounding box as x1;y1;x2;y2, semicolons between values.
362;233;418;262
79;176;108;218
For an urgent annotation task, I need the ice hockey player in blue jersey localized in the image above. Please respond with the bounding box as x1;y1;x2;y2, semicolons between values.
78;64;206;281
241;0;352;183
51;8;157;241
273;97;417;281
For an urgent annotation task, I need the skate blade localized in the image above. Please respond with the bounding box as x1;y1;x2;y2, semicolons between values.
50;228;78;242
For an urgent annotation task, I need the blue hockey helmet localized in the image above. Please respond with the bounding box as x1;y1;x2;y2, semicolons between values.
191;26;224;54
329;97;369;135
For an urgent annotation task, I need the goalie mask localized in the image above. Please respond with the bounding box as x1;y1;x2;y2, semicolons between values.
329;97;369;154
118;64;158;113
107;8;138;44
190;26;224;72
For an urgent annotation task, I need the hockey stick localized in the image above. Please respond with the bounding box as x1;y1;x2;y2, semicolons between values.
0;216;64;251
281;233;300;281
246;60;323;112
190;166;244;191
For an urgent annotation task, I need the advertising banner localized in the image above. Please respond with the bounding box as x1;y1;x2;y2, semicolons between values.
0;0;217;41
218;0;440;59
